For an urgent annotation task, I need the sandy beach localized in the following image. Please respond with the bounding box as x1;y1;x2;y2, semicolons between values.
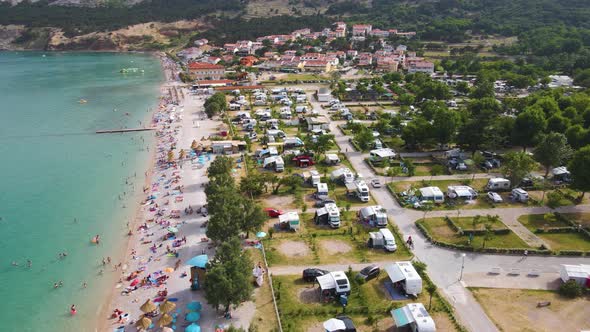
99;54;256;332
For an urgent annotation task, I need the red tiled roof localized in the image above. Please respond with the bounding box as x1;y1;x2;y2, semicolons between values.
188;62;224;70
215;85;264;91
196;80;234;85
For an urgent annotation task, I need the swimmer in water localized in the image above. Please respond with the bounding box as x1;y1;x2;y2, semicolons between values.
11;261;18;266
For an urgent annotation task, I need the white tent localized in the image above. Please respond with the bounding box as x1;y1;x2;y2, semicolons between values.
323;318;346;332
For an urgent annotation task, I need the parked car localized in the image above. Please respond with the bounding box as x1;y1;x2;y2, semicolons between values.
314;197;336;208
356;265;380;281
371;178;382;188
264;208;284;218
302;268;329;282
487;192;503;203
247;132;257;140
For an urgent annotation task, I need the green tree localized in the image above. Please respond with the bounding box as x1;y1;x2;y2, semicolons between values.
533;133;573;178
512;108;547;151
432;108;459;146
404;159;416;177
239;199;266;238
501;152;537;187
482;222;494;248
569;145;590;200
205;238;253;312
239;172;267;197
307;134;335;156
205;92;227;118
559;280;583;298
353;127;375;151
426;283;437;310
208;156;234;178
206;202;242;242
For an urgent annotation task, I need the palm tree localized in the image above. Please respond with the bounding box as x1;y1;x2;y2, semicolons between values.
179;149;186;160
482;223;494;248
167;150;175;163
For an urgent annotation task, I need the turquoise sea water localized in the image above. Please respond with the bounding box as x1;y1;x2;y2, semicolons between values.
0;52;163;331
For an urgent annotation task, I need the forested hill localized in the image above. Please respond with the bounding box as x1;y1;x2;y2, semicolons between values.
1;0;590;50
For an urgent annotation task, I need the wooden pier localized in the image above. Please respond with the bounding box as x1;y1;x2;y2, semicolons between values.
96;128;156;134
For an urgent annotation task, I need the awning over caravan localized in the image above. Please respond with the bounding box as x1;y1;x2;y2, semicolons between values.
316;274;336;290
385;264;405;283
391;306;414;327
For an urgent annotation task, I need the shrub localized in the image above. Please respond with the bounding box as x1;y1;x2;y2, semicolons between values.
559;280;583;298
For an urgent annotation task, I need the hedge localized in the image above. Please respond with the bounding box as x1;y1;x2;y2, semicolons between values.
554;212;590;239
444;216;510;235
416;220;554;256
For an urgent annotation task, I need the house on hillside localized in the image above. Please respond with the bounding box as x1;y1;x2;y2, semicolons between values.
188;62;225;80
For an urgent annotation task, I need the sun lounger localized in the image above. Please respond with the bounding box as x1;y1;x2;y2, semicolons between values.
528;269;540;277
489;267;501;275
508;268;520;275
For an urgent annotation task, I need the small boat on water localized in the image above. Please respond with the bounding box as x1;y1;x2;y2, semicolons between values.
120;68;144;74
78;99;87;104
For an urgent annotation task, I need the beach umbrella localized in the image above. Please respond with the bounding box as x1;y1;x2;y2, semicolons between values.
185;323;201;332
136;316;152;330
323;318;346;332
161;327;174;332
159;300;176;314
186;301;202;311
167;226;179;233
256;231;267;238
185;254;208;268
157;313;173;327
185;311;200;322
140;299;157;313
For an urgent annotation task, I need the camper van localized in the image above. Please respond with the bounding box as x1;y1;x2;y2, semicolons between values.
419;187;444;203
315;203;341;228
358;205;388;227
367;228;397;251
354;180;370;202
485;178;511;191
315;183;329;199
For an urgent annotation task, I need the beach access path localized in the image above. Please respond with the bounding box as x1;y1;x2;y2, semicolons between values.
105;84;256;331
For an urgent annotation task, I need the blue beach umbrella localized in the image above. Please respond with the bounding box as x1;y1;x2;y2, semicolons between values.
187;301;202;311
185;323;201;332
256;231;267;238
185;311;200;322
185;254;208;268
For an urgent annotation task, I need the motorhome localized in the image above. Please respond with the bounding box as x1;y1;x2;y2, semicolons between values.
485;178;511;191
367;228;397;251
350;180;370;202
315;182;329;199
315;202;341;228
255;147;278;159
358;205;388;227
391;303;436;332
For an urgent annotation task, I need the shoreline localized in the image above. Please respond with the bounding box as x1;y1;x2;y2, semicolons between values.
97;52;179;332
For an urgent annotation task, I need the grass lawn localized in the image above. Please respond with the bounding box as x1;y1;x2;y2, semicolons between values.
537;232;590;251
471;288;590;332
247;247;280;331
517;214;570;230
280;73;328;82
562;212;590;229
263;213;412;267
450;216;505;230
418;217;532;249
273;274;459;332
517;214;590;251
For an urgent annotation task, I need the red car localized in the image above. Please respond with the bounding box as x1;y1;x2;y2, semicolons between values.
264;208;284;218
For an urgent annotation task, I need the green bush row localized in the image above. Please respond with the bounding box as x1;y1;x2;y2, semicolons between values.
554;212;590;239
444;216;510;235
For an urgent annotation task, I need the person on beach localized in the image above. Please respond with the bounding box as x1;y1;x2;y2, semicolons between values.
53;282;59;289
70;304;77;316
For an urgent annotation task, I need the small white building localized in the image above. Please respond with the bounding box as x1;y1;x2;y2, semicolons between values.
384;261;423;296
317;87;332;102
559;264;590;287
369;148;396;163
419;187;444;203
391;303;436;332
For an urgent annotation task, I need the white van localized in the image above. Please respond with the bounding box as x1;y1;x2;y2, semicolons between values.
379;228;397;252
511;188;529;202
